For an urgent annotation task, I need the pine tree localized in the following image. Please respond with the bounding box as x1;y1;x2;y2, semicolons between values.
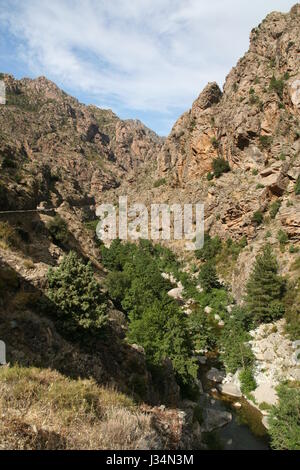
246;244;285;324
47;251;107;332
199;261;220;292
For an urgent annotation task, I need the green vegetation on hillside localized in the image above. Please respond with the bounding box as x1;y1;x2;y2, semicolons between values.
47;215;69;246
212;157;230;178
269;384;300;450
101;239;197;391
47;251;108;332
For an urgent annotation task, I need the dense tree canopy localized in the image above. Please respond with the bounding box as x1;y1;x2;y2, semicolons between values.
47;251;107;332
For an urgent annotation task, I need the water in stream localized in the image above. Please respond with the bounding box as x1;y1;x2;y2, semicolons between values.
198;356;270;450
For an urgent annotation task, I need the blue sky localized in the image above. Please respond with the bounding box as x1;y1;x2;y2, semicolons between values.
0;0;296;135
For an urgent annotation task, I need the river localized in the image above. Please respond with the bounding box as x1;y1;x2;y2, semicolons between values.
198;355;270;450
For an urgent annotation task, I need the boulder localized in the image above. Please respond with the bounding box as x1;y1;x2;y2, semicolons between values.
218;382;242;398
201;408;232;432
198;356;207;365
262;416;270;430
206;367;225;383
204;306;212;314
167;287;183;300
253;382;278;406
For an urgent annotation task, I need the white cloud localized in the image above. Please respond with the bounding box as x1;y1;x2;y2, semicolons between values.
0;0;296;134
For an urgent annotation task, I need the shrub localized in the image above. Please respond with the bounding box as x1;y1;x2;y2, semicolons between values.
259;135;273;150
252;210;263;225
47;215;69;246
269;75;285;100
153;178;166;188
212;157;230;178
239;367;256;396
269;200;281;219
246;244;286;324
269;384;300;450
211;137;219;149
295;176;300;195
47;251;108;332
277;229;288;246
207;172;214;181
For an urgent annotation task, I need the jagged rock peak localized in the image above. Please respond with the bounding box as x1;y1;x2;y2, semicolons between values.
192;82;222;111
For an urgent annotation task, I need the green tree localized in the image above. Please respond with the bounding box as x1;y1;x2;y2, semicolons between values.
47;251;107;332
188;308;216;351
219;308;255;373
128;300;197;386
269;384;300;450
246;244;286;324
199;262;220;292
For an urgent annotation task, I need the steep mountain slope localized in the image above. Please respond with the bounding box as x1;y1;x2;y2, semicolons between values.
109;3;300;297
0;74;163;211
0;3;300;451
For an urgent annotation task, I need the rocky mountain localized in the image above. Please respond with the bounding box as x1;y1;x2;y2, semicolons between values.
110;3;300;298
0;74;163;211
0;3;300;451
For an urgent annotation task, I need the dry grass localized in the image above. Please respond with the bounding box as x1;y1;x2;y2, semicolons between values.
0;222;20;250
0;365;152;450
23;259;35;270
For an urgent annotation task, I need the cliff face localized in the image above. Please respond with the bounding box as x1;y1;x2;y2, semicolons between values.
155;4;300;248
109;4;300;297
158;4;300;184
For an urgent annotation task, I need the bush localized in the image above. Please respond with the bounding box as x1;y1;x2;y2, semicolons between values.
211;137;219;149
47;215;69;246
269;384;300;450
295;176;300;195
269;200;281;219
246;244;286;324
239;367;256;396
207;172;214;181
259;135;273;150
252;210;263;225
47;251;108;332
269;75;285;100
277;229;288;247
212;157;230;178
153;178;166;188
